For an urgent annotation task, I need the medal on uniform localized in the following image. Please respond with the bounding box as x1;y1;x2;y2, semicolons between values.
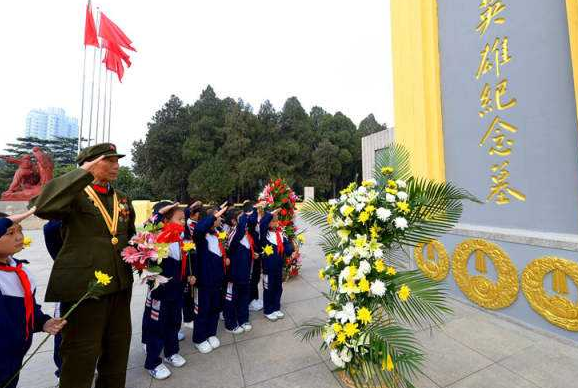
84;186;120;246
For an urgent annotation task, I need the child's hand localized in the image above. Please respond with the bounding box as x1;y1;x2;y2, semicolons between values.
215;207;228;218
271;208;281;216
159;202;179;215
9;207;36;224
43;318;67;335
225;258;231;266
253;252;260;260
188;276;196;286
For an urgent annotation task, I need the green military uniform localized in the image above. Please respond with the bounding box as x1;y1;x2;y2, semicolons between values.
32;143;136;388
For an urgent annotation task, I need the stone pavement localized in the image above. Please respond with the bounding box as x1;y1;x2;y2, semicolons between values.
17;223;578;388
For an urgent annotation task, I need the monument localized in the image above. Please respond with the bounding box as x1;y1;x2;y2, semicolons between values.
1;147;54;201
362;0;578;342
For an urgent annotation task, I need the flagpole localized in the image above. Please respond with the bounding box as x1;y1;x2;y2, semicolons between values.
102;69;108;143
107;72;113;142
78;45;87;153
95;41;104;145
87;8;100;147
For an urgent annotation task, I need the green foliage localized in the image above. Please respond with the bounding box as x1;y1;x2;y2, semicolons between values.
132;86;389;202
114;166;154;200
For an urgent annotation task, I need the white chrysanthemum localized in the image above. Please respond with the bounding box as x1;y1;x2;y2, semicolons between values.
359;260;371;276
344;218;353;226
394;217;408;230
357;186;367;195
330;350;346;368
340;347;353;363
396;179;407;188
370;280;386;296
374;249;384;258
340;194;347;201
376;207;392;221
397;191;408;202
386;193;396;203
354;202;365;212
328;309;336;318
328;199;338;206
343;253;353;265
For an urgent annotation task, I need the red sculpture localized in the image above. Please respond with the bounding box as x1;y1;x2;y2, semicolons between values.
1;148;54;201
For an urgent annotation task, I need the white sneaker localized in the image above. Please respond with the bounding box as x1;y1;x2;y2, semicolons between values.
265;312;278;321
183;321;195;329
208;336;220;349
249;299;263;311
226;326;245;334
142;344;147;353
178;331;185;341
275;311;285;319
148;363;171;380
195;341;213;354
165;354;186;368
219;312;224;321
241;323;253;332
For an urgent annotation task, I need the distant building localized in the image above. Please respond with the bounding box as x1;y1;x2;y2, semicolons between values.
25;108;78;140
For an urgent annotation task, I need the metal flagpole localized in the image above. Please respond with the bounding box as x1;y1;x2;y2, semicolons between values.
107;72;113;142
87;9;100;147
102;69;108;143
95;38;104;145
78;45;87;153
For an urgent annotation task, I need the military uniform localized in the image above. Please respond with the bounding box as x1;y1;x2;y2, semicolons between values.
32;143;136;388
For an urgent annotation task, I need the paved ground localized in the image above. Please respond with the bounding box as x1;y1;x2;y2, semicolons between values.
17;222;578;388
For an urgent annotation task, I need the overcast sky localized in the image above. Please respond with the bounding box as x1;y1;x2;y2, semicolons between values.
0;0;394;165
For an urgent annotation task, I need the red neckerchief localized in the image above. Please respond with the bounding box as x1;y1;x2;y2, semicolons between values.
0;262;34;339
92;183;109;194
213;232;228;272
157;223;187;280
275;228;284;257
245;231;255;261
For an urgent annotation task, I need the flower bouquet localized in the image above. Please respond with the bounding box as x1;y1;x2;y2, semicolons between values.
258;178;299;239
121;221;171;289
297;144;480;388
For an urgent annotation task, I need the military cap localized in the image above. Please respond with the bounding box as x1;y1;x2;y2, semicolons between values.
77;143;125;165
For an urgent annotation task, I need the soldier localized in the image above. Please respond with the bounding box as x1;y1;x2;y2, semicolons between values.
32;143;136;388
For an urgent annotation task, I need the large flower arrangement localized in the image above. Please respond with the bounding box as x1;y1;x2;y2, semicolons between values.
298;145;479;388
259;178;304;280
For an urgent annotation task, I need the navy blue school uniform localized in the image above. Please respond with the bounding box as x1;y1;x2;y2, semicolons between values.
142;238;186;370
248;210;262;302
42;220;63;378
182;216;197;324
192;215;226;344
0;218;52;388
259;213;294;315
223;214;255;330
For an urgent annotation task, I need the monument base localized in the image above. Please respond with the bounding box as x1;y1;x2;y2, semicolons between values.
0;201;47;230
1;186;42;201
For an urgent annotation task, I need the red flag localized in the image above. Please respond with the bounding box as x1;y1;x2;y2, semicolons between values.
99;13;136;52
84;1;99;47
103;50;125;82
102;39;132;67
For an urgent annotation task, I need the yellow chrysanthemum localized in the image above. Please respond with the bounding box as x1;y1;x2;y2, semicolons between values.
370;224;381;239
387;180;398;189
296;234;306;243
365;204;376;213
218;231;227;240
156;243;169;259
397;202;410;214
358;211;370;224
327;212;334;225
23;237;32;248
382;353;394;371
361;180;375;188
333;322;343;333
358;277;370;293
325;254;333;265
381;166;394;175
398;284;411;301
263;245;274;256
353;235;367;248
329;278;338;291
347;266;358;281
386;266;397;276
318;269;325;280
357;307;372;325
343;206;355;217
182;242;195;252
386;188;398;195
94;271;113;286
337;332;347;344
374;259;386;273
344;322;359;338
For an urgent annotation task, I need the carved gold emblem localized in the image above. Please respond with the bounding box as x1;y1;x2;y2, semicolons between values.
522;257;578;332
414;240;449;281
452;239;518;309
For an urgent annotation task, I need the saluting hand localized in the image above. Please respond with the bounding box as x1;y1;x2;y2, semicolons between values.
159;202;180;215
215;207;228;218
43;318;67;335
9;207;36;224
81;155;107;173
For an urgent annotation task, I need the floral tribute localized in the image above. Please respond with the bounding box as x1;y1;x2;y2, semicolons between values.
297;145;479;388
259;178;304;280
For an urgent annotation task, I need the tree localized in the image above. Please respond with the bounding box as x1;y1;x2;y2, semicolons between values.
188;158;235;202
359;113;388;137
114;166;154;200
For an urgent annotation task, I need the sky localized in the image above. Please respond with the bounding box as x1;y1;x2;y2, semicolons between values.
0;0;394;165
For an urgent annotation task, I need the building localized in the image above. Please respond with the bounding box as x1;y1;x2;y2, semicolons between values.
25;108;78;140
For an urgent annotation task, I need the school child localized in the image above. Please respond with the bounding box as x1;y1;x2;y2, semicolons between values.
0;210;66;388
182;202;203;329
191;206;229;354
259;209;294;321
223;208;257;334
42;219;64;378
248;201;265;311
142;202;189;380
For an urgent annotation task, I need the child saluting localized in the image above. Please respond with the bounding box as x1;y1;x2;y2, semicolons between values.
0;208;66;388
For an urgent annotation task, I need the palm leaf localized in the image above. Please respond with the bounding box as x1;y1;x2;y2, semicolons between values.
373;143;412;182
295;318;326;342
299;200;332;233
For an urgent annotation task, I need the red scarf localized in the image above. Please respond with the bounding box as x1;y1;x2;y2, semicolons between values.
0;262;34;339
275;228;284;257
213;232;228;272
246;232;255;261
156;223;187;280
